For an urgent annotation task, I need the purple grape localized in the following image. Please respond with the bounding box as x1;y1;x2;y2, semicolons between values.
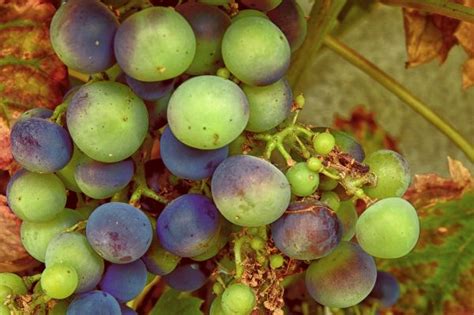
163;263;206;292
267;0;307;51
86;202;153;264
50;0;119;73
368;271;400;308
160;127;228;180
125;75;175;102
11;115;72;173
157;194;221;257
67;290;121;315
120;305;138;315
271;200;342;260
75;158;134;199
100;260;147;302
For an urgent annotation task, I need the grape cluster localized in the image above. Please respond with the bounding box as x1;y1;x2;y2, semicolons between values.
2;0;418;314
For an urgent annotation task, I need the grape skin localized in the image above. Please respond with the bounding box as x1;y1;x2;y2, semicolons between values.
241;0;282;11
305;242;377;308
114;7;196;81
141;234;181;276
11;115;72;173
368;271;400;307
163;264;207;292
56;146;85;193
336;201;358;241
66;81;149;163
100;260;147;302
45;232;104;293
124;75;175;102
221;283;256;315
0;273;27;295
86;202;153;264
74;158;134;199
21;209;82;262
221;17;290;86
67;290;121;315
157;194;221;257
271;200;342;260
356;197;419;259
285;162;320;197
41;264;78;299
167;75;249;150
50;0;118;73
232;9;269;22
211;155;291;227
160;127;229;180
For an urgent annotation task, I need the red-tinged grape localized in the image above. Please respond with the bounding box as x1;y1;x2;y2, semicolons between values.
240;0;282;11
222;17;290;86
364;150;411;199
50;0;118;73
267;0;307;51
211;155;291;227
356;197;419;259
271;200;342;260
305;242;377;308
114;7;196;81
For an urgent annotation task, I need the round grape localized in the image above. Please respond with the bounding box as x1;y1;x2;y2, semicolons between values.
41;264;78;299
100;260;147;302
306;157;323;172
267;0;307;51
313;132;336;155
231;9;268;22
320;191;341;211
285;162;319;197
336;201;358;241
67;290;120;315
368;271;400;307
356;197;419;259
163;264;207;292
56;145;85;193
221;283;256;315
0;273;27;295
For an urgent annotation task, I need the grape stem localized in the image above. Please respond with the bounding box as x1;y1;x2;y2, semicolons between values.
49;101;68;125
64;220;87;233
323;35;474;162
233;236;249;279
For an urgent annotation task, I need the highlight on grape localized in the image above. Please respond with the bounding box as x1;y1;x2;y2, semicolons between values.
1;0;420;314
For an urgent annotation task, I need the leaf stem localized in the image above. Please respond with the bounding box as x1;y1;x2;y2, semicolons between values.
323;35;474;162
381;0;474;23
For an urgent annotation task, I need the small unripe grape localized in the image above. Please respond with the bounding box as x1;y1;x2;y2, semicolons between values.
269;255;284;269
217;67;230;79
306;157;322;172
250;237;265;251
319;176;338;191
221;283;256;315
0;285;12;302
285;162;319;197
313;132;335;155
213;282;224;295
41;264;78;299
295;94;305;108
320;191;341;211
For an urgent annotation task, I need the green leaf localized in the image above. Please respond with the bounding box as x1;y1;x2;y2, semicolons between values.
150;288;204;315
379;191;474;314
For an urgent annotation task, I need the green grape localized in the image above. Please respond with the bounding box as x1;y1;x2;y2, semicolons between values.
210;295;225;315
306;157;322;172
0;305;9;315
221;283;256;315
250;237;265;251
167;75;249;149
66;81;149;163
75;205;96;220
356;197;419;259
231;9;268;22
313;132;335;155
7;171;66;222
285;162;319;197
56;145;85;193
336;201;358;241
217;67;230;79
114;7;196;81
142;227;181;275
45;232;104;293
269;254;284;269
0;285;12;302
48;300;69;315
319;176;338;191
364;150;411;199
0;273;26;295
198;0;230;5
242;78;292;132
222;17;290;86
191;220;231;262
320;191;340;211
213;282;224;295
41;264;78;299
21;209;82;262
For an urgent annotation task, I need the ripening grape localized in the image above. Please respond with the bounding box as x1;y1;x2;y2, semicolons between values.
67;81;148;163
142;237;181;276
86;202;153;263
56;145;85;193
267;0;307;51
160;127;229;180
211;155;291;227
163;264;207;292
157;194;221;257
7;170;66;222
271;200;342;260
124;75;175;102
0;273;27;295
74;158;134;199
305;242;377;308
176;2;231;75
221;283;256;315
336;201;358;241
100;260;147;302
285;162;320;197
50;0;118;73
21;209;82;262
114;7;196;81
222;17;290;86
243;78;293;132
368;271;400;307
364;150;411;199
241;0;282;11
45;232;104;293
356;197;419;259
231;9;268;22
67;290;121;315
167;75;249;149
41;264;78;299
11;113;72;173
192;219;231;261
